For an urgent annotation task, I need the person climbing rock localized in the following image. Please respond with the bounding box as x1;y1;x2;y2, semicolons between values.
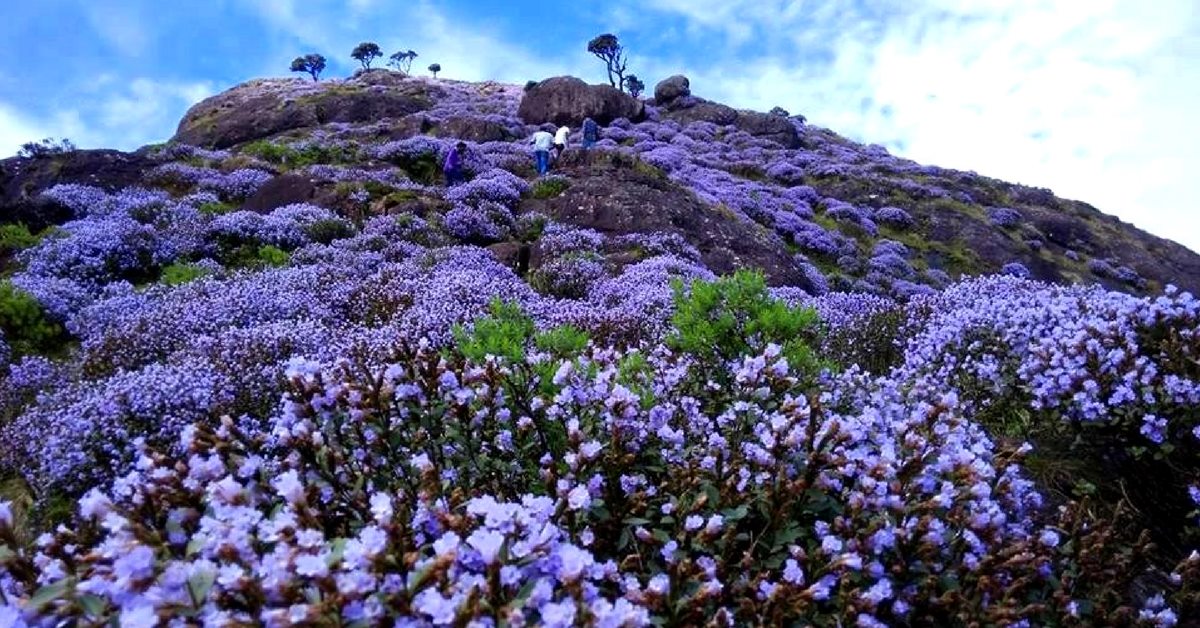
553;125;570;161
443;141;467;186
581;117;599;150
530;129;554;176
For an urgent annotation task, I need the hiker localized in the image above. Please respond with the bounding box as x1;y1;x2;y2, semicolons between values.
581;117;599;150
530;128;554;175
553;125;570;161
443;141;467;186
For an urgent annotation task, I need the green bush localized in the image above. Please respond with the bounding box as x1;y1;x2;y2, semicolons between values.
534;324;589;358
451;300;591;453
256;245;290;268
221;244;291;270
0;281;64;358
454;300;535;363
396;154;442;186
530;176;570;199
159;262;212;287
303;219;354;245
0;224;40;254
668;269;823;376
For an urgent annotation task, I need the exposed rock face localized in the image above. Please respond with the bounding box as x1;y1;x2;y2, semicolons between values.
241;174;319;213
435;116;514;143
522;151;818;291
518;77;646;127
658;93;800;148
732;111;801;148
661;101;739;126
0;150;158;231
654;75;691;105
174;75;438;149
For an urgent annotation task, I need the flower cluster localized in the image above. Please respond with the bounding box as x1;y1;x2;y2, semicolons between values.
0;334;1099;625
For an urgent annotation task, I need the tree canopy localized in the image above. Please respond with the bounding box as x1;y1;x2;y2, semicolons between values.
351;42;383;69
289;54;327;81
388;49;419;74
587;33;628;90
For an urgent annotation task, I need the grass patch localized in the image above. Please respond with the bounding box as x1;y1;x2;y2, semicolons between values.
241;139;358;169
198;201;237;215
159;262;212;287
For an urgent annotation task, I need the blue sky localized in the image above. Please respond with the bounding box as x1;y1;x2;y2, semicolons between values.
2;0;1198;252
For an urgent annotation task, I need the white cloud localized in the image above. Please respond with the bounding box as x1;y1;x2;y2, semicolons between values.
241;0;591;82
0;104;52;157
624;0;1200;253
0;78;215;156
82;0;152;57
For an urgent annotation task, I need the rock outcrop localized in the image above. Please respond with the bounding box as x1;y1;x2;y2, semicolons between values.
0;149;158;231
653;75;800;148
517;77;646;127
174;74;437;149
523;151;818;290
654;75;691;105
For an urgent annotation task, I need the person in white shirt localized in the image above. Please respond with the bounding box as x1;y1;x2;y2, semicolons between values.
553;125;570;161
530;129;554;175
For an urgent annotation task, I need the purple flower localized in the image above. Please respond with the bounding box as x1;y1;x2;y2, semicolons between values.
539;600;577;628
1140;414;1168;444
467;529;506;564
566;485;591;511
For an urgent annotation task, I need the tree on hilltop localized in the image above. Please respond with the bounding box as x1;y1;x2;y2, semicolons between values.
428;63;441;78
290;54;327;81
387;49;418;74
623;75;645;98
587;33;628;90
17;137;76;159
351;42;382;69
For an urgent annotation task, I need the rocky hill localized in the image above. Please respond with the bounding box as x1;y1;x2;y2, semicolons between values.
3;69;1198;295
2;69;1199;625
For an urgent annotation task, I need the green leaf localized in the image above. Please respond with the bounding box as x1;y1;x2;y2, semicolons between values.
28;578;73;611
188;570;217;605
186;537;204;558
78;594;107;618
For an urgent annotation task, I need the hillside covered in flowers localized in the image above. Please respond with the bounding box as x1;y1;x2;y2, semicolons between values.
0;69;1197;626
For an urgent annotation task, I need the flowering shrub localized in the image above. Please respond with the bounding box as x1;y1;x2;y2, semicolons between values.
898;277;1200;558
6;284;1191;624
987;207;1022;228
443;202;514;244
873;206;914;230
444;168;529;208
1001;261;1031;278
531;253;607;299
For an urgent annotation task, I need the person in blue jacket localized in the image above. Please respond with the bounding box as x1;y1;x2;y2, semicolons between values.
443;141;467;186
581;117;599;150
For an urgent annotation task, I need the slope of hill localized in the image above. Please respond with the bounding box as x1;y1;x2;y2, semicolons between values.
0;70;1197;625
5;69;1199;295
